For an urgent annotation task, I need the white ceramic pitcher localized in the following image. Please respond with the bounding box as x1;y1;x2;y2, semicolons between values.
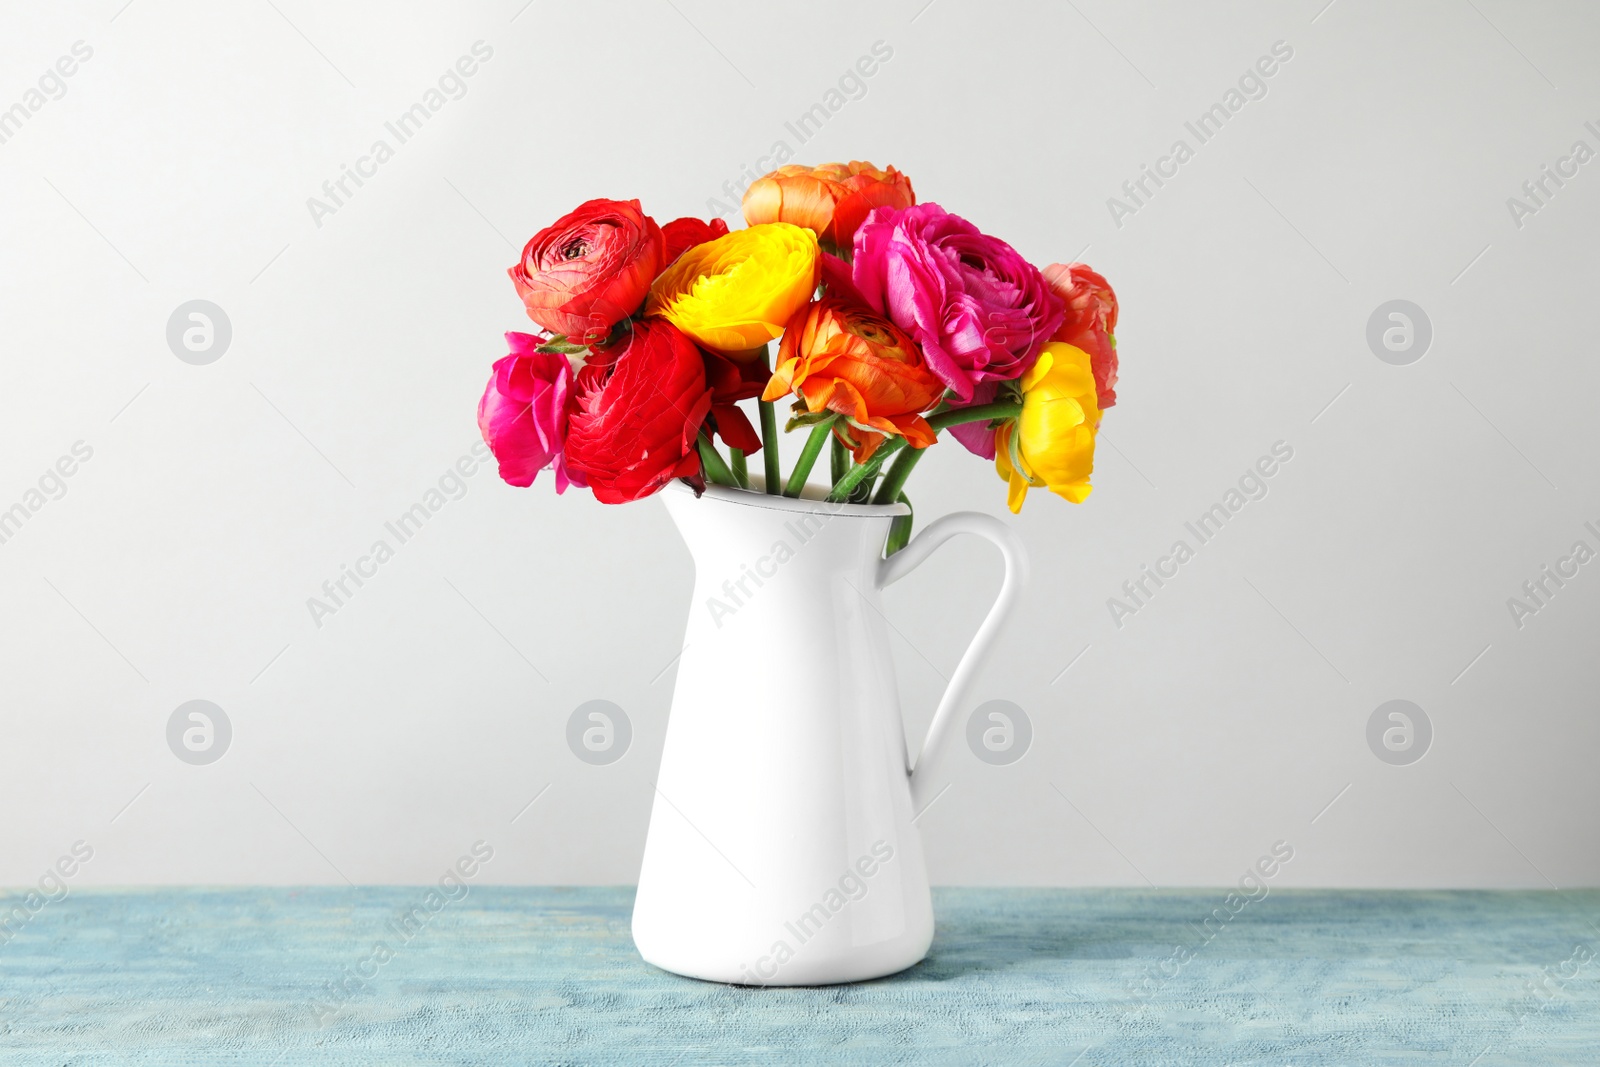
631;478;1028;986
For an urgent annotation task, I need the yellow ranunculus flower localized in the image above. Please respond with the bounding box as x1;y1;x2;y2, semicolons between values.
995;342;1100;513
645;222;819;358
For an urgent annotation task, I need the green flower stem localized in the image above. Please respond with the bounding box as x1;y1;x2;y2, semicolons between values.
885;493;914;556
729;447;749;489
927;400;1022;432
823;401;1021;504
697;435;737;488
830;435;847;486
758;349;781;494
872;445;926;505
826;441;900;502
783;418;836;498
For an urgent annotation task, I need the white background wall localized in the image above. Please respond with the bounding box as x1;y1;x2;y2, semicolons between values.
2;0;1596;889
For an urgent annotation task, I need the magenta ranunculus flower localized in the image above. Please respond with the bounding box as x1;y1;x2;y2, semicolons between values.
850;202;1063;403
477;332;585;492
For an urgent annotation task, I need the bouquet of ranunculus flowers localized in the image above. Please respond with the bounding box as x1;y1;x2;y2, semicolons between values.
478;161;1119;547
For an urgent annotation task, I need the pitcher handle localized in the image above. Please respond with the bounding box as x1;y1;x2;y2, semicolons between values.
877;511;1029;809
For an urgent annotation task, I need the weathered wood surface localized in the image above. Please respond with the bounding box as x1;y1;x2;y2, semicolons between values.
1;887;1597;1064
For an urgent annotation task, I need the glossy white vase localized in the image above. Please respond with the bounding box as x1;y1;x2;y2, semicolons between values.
631;479;1027;986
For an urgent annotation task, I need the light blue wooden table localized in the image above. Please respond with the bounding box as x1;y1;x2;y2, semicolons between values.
2;887;1597;1065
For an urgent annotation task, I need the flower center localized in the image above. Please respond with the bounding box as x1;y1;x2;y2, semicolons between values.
854;321;892;346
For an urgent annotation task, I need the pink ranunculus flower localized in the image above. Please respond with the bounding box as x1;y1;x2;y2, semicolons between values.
948;262;1122;459
850;202;1064;403
477;332;585;492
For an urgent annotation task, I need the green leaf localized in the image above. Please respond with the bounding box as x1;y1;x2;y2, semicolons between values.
535;340;591;356
784;408;835;433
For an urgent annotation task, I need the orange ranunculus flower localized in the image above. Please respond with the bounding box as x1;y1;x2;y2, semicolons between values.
763;297;944;462
742;162;915;251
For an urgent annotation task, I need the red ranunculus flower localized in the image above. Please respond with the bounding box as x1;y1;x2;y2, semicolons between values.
661;216;730;265
700;347;764;454
509;198;664;345
1043;262;1119;409
564;318;711;503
